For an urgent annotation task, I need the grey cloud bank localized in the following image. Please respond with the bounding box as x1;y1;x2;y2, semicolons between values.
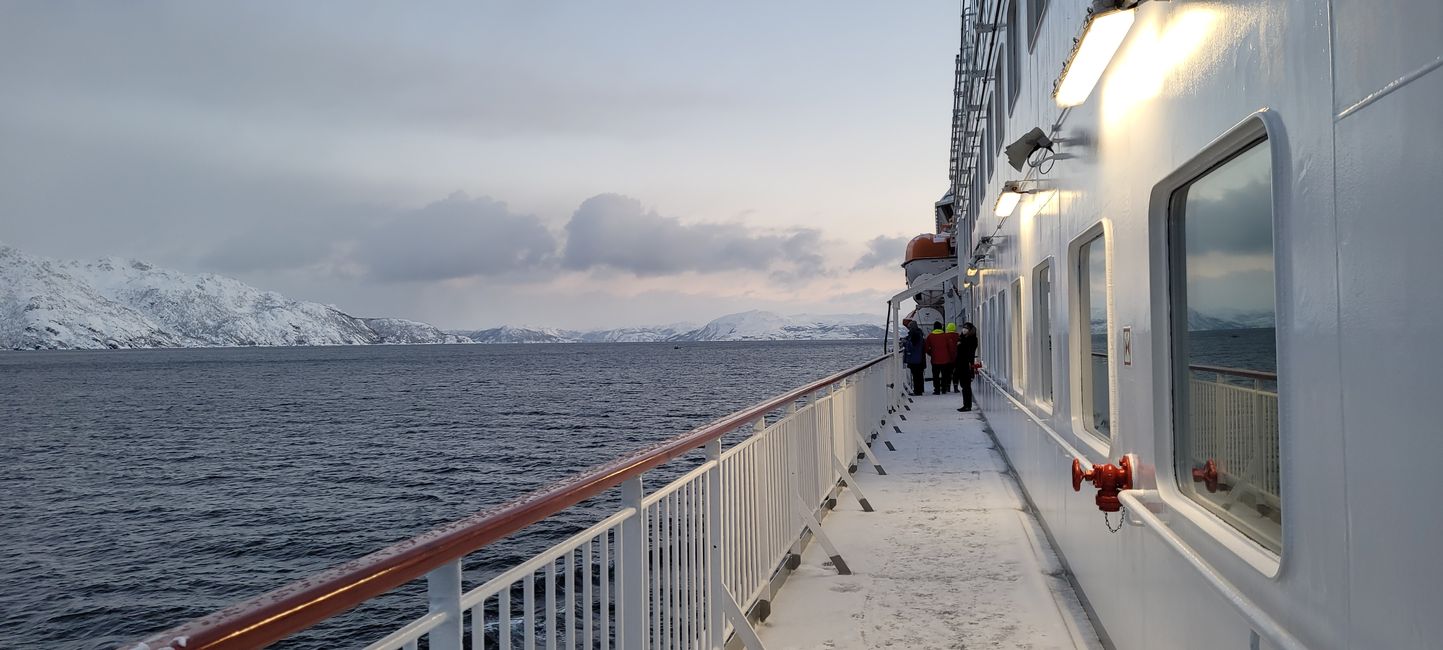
851;235;911;271
563;194;824;277
0;2;957;328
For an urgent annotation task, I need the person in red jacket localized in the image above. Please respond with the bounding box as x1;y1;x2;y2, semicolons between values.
924;321;955;395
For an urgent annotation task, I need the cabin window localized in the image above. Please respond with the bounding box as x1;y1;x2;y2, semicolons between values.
1027;0;1049;50
1010;278;1025;392
1006;0;1021;111
993;60;1006;152
1077;232;1110;438
1034;260;1053;406
1169;139;1281;553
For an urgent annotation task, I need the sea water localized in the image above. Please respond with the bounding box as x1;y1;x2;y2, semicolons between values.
0;341;876;649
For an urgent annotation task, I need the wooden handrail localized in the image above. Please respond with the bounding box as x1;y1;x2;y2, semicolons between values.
129;353;893;650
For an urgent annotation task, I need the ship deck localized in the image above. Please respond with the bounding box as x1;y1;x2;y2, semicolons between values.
756;394;1103;649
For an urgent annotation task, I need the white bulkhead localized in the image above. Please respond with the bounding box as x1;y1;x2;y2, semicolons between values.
958;0;1443;647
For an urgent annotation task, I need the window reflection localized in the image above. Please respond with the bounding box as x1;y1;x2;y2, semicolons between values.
1079;234;1109;437
1172;140;1281;553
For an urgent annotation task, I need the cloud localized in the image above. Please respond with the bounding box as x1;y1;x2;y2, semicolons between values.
562;194;824;278
355;193;556;282
1183;177;1273;257
850;235;909;271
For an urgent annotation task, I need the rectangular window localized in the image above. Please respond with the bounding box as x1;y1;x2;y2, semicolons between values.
1170;139;1281;553
1007;0;1021;111
1034;260;1053;405
1077;233;1110;438
1010;279;1025;392
983;120;993;185
993;60;1006;151
1027;0;1049;50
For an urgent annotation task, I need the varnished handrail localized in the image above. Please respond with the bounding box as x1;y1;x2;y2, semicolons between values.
130;353;893;650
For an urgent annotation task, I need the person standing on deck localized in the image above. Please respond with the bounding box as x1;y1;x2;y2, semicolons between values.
924;321;955;395
902;321;927;396
945;323;962;391
956;322;979;412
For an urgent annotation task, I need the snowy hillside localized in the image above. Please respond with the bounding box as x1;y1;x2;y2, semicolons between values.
363;318;472;345
674;310;884;342
579;324;697;343
455;312;883;344
0;245;466;350
454;326;581;344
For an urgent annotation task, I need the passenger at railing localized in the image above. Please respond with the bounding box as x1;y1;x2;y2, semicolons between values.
956;322;978;412
925;321;955;395
903;321;927;396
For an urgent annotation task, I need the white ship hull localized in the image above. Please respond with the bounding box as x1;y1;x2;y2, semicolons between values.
959;0;1443;647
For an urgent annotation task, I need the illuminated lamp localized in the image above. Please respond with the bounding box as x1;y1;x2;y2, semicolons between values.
1053;1;1141;107
966;266;979;277
994;181;1028;217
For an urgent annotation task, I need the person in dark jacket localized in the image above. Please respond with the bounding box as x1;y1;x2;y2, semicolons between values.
956;321;979;411
924;321;955;395
902;321;927;396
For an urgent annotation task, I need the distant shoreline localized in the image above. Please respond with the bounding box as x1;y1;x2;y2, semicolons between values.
3;338;884;353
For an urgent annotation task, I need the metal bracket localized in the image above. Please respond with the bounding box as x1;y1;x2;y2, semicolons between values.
833;457;875;512
853;430;886;475
791;492;852;575
722;589;769;650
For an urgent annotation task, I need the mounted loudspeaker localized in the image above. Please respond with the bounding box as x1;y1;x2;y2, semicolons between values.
1005;127;1053;171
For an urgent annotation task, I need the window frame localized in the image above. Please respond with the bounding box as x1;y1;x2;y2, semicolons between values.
1010;278;1026;394
1146;110;1287;574
1033;258;1055;410
1069;222;1114;447
1027;0;1049;52
1006;0;1021;112
992;60;1007;152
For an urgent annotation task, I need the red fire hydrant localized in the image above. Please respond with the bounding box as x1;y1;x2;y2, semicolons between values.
1071;456;1134;513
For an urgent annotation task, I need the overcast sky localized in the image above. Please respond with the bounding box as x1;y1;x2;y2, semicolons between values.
0;2;957;330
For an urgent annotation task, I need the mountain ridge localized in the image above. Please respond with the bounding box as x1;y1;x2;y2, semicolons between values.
1;244;884;350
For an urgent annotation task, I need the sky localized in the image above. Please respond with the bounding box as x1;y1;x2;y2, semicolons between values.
0;2;959;330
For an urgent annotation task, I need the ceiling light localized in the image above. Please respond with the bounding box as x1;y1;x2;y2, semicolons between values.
1054;2;1137;107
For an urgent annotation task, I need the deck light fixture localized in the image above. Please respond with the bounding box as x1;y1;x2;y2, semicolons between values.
1053;1;1141;107
966;266;979;277
994;181;1029;217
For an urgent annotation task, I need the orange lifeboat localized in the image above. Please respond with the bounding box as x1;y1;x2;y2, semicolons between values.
904;234;952;265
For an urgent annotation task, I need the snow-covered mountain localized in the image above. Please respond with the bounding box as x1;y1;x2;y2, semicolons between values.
673;310;884;342
579;324;698;343
363;318;472;345
0;245;468;350
1186;309;1276;331
454;312;883;344
453;326;580;344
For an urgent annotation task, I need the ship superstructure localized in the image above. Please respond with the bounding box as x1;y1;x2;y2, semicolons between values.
943;0;1443;648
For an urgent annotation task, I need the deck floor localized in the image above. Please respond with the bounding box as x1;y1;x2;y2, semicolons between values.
755;393;1102;650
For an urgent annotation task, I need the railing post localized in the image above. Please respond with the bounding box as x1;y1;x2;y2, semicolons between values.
426;560;463;650
621;476;647;650
705;439;724;650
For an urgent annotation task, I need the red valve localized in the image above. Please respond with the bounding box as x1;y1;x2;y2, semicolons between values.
1191;458;1219;493
1071;456;1134;513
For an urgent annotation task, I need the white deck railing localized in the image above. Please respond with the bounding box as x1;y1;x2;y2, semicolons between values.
1187;368;1280;502
133;353;902;650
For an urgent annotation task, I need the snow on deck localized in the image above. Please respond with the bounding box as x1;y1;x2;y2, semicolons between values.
756;394;1102;650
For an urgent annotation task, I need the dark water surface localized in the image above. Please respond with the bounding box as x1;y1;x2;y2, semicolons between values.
0;341;877;648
